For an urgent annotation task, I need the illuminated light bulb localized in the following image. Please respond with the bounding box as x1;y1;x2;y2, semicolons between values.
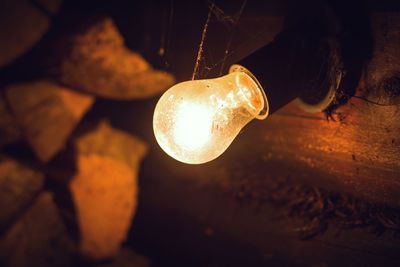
153;65;269;164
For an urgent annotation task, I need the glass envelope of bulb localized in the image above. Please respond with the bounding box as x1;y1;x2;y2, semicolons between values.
153;65;269;164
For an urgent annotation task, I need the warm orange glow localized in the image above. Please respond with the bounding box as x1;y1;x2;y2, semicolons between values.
173;102;213;151
153;65;269;164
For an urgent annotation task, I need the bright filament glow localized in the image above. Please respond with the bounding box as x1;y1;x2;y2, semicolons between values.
173;102;212;150
153;65;269;164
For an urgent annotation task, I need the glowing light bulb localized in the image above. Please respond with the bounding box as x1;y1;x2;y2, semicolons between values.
153;65;269;164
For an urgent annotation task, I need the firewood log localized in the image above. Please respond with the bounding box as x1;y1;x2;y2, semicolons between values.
70;121;148;260
0;96;21;147
57;18;175;100
0;157;44;230
0;192;74;267
0;0;62;68
5;80;94;162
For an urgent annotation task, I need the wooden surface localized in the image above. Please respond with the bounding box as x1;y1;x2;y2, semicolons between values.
101;10;400;267
121;96;400;266
129;170;400;267
247;12;400;206
248;100;400;206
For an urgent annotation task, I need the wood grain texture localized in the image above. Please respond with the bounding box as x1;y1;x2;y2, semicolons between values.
131;171;400;267
248;98;400;206
228;11;400;206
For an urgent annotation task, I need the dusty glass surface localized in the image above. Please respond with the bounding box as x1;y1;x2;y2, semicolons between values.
153;68;268;164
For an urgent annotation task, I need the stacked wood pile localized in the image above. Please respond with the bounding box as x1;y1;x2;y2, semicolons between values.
0;1;174;266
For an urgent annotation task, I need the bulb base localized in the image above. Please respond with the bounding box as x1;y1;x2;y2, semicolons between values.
229;64;269;120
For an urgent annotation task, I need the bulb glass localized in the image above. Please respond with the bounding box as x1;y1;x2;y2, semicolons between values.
153;65;268;164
